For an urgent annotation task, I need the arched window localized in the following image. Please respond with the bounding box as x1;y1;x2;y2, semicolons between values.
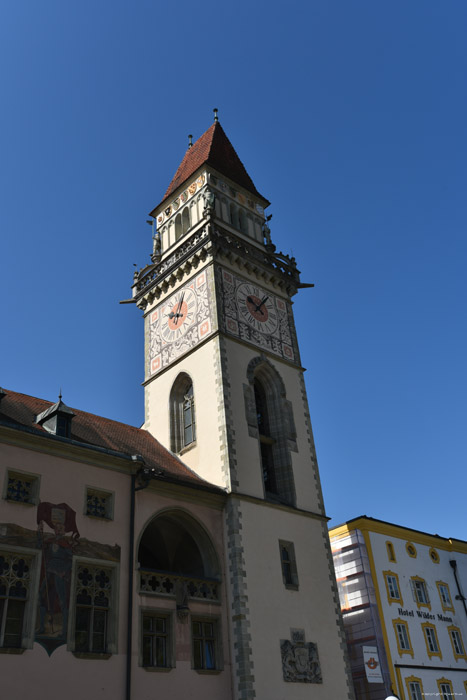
230;203;239;229
175;213;182;240
170;373;196;453
244;358;297;506
254;378;277;496
182;207;190;235
138;511;221;668
238;209;247;234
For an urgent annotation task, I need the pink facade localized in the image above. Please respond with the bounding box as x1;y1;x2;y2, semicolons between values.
0;391;231;700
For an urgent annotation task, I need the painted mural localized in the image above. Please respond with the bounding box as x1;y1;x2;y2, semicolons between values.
0;500;120;657
36;502;79;654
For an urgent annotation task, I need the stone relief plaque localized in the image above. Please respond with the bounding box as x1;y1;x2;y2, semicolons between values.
280;638;322;683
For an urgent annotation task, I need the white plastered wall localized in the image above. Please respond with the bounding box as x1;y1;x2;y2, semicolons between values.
239;498;350;698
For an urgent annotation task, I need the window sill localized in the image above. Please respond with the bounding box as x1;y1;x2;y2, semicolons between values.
194;668;222;675
84;514;113;522
72;652;112;660
179;441;197;457
0;647;26;655
284;584;299;591
4;498;36;507
142;665;173;672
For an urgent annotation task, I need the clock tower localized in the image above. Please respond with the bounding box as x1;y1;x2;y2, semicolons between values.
132;115;354;699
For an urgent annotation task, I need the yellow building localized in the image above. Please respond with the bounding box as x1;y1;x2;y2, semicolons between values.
330;516;467;700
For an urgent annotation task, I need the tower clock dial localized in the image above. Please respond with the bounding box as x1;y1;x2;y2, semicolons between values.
236;282;278;334
161;287;197;342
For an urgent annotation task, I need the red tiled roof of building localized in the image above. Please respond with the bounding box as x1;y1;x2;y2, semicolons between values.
0;389;217;490
153;121;269;211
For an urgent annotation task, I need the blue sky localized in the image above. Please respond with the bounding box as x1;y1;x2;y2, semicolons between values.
1;1;466;538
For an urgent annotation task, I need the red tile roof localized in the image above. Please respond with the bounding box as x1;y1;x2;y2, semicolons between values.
153;121;269;211
0;389;217;490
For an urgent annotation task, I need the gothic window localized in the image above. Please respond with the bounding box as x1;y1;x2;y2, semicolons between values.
182;207;190;235
244;358;297;506
0;551;33;649
254;378;277;496
170;373;196;453
73;562;115;655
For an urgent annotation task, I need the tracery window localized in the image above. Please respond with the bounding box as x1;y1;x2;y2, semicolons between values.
0;551;32;648
74;563;114;654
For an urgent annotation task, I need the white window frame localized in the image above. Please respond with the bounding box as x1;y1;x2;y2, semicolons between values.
436;581;454;612
422;623;442;659
406;677;424;700
448;625;466;660
383;570;403;605
393;618;413;657
411;576;431;609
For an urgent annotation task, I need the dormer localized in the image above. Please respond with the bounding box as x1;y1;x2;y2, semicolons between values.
36;396;75;438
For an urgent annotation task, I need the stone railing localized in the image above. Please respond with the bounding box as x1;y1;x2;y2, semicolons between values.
139;569;220;602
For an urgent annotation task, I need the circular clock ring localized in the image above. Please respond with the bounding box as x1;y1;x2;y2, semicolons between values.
236;283;278;334
161;288;197;342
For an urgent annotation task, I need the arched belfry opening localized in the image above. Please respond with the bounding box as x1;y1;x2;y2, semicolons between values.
137;511;220;603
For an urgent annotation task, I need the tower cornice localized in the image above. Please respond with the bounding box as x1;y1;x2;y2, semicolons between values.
133;223;301;311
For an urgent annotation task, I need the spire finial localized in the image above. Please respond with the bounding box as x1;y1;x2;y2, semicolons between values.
58;387;62;401
188;134;193;149
213;108;218;123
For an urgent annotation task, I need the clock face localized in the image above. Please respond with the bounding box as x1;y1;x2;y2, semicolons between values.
160;287;197;343
236;282;278;334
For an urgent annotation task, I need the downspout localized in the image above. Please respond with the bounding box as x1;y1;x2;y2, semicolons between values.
449;559;467;618
126;456;147;700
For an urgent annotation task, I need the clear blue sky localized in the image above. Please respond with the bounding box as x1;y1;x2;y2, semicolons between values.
1;1;466;538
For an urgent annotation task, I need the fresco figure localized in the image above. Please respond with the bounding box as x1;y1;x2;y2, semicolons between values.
36;502;79;654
